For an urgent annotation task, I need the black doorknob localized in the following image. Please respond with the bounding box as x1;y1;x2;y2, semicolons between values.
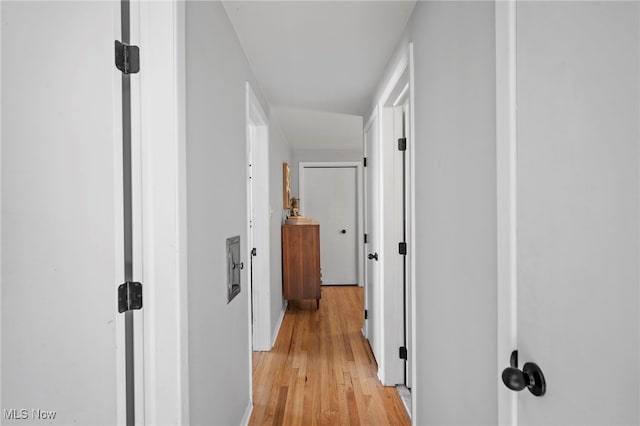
367;253;378;261
501;350;546;397
502;366;527;391
340;229;346;234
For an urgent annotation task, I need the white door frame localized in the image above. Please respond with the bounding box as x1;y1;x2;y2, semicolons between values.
245;82;272;353
363;109;382;363
495;2;518;425
408;43;416;398
373;43;416;401
363;109;378;340
299;161;364;288
138;1;189;424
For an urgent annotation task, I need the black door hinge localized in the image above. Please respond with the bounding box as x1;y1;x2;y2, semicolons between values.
399;346;407;360
115;40;140;74
398;137;407;152
364;309;368;320
399;242;407;255
363;157;367;167
364;233;369;244
118;281;143;313
251;247;257;257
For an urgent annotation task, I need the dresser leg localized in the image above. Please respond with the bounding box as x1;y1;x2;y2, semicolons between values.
316;299;320;310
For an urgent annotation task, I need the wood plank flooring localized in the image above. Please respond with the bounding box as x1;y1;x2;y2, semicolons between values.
249;286;410;426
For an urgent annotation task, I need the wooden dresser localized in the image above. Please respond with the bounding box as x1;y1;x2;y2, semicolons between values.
282;221;321;309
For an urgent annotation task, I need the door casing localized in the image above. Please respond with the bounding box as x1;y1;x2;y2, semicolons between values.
299;162;364;287
245;82;272;353
364;110;381;360
495;1;518;424
139;2;190;423
365;45;417;418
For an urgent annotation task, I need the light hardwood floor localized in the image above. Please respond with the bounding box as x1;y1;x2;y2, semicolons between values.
249;286;410;426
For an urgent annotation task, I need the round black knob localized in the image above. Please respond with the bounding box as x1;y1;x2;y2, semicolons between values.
367;253;379;261
501;367;527;391
523;362;546;397
340;229;346;234
501;352;546;397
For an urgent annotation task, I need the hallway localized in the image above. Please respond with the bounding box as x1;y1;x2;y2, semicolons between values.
249;287;409;425
4;2;640;425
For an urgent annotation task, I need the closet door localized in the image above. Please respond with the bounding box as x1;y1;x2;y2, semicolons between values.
499;2;639;424
2;2;126;424
301;165;358;285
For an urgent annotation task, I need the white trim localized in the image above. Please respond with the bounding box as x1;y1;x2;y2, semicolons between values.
0;0;3;414
271;301;288;347
175;2;190;423
299;161;364;287
408;42;418;424
378;50;409;114
245;82;272;355
365;105;379;134
376;45;411;387
496;1;518;425
362;107;378;341
357;162;364;287
392;83;410;108
138;1;189;424
240;401;253;426
128;3;147;424
113;3;127;424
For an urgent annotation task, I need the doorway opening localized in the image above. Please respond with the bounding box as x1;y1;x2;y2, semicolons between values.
245;82;271;352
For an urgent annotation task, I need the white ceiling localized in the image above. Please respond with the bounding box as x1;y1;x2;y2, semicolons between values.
271;106;363;150
222;1;415;149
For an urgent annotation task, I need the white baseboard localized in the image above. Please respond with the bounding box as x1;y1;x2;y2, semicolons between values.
271;301;288;347
240;402;253;426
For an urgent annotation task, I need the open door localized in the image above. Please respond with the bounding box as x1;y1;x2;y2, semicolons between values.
364;113;381;361
498;2;639;424
1;2;133;424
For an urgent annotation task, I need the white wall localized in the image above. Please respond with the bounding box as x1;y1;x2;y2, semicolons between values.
371;2;498;424
185;2;271;424
268;119;292;340
410;3;497;423
291;148;362;197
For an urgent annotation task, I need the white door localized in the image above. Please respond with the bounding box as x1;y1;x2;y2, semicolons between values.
246;89;271;351
500;2;639;424
401;102;412;390
391;101;411;388
2;2;126;424
302;166;358;285
248;124;257;335
364;121;381;355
